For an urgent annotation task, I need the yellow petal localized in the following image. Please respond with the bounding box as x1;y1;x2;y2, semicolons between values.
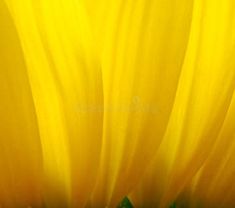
0;0;43;206
6;0;103;206
130;0;235;207
84;0;194;206
185;91;235;207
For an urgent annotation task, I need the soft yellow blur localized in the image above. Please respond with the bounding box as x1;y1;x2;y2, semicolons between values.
1;0;235;207
0;0;43;206
130;0;235;207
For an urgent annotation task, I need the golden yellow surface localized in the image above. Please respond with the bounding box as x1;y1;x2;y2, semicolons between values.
0;0;235;207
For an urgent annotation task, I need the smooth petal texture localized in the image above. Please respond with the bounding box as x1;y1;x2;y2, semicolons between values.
0;1;43;207
1;0;235;207
5;0;103;207
130;0;235;207
84;0;194;206
188;92;235;208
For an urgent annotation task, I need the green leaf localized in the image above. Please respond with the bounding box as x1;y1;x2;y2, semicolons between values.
117;197;134;208
169;202;177;208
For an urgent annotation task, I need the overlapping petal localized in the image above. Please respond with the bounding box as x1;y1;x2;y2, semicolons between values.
1;0;235;207
4;0;103;207
130;0;235;207
0;1;43;206
83;0;194;206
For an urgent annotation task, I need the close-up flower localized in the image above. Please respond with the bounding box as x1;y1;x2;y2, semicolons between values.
0;0;235;207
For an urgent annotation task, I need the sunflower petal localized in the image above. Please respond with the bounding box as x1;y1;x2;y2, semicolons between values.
0;1;43;206
130;0;235;207
84;0;194;206
5;0;103;206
